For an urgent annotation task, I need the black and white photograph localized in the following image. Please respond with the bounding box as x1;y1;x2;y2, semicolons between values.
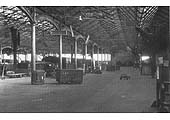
0;0;170;119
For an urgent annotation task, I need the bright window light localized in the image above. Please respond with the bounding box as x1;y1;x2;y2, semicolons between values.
141;56;150;61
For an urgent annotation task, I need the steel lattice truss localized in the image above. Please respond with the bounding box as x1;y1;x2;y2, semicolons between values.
0;6;168;54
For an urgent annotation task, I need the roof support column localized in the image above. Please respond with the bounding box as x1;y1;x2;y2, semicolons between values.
97;46;99;67
25;53;27;62
106;52;108;63
106;53;108;62
104;49;106;63
71;45;73;65
0;44;2;64
10;27;18;70
59;35;63;69
31;7;36;84
31;11;36;71
74;39;77;69
84;43;87;63
84;43;87;73
91;45;94;71
103;49;106;70
84;35;89;73
31;8;40;85
101;48;103;70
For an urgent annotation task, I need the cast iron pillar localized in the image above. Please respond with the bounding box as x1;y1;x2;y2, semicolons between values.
101;48;103;70
84;43;87;73
31;8;36;84
91;44;94;70
97;46;99;67
0;44;2;64
10;27;18;69
59;35;63;69
104;50;106;64
74;39;77;69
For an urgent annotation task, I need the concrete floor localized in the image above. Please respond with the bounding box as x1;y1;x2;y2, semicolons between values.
0;67;157;112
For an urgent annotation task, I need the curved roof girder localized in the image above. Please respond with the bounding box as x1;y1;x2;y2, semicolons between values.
0;6;69;54
75;34;85;41
17;6;34;23
36;14;60;31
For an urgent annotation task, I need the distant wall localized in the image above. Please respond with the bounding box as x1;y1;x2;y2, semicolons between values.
111;50;134;65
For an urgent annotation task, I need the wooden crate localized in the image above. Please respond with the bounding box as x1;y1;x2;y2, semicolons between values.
31;70;45;85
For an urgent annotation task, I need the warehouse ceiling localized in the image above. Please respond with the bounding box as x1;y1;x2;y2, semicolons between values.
0;6;168;55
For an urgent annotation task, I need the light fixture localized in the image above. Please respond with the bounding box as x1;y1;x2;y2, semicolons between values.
141;56;150;61
79;16;82;21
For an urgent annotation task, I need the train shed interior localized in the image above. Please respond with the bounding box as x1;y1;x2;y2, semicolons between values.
0;5;170;113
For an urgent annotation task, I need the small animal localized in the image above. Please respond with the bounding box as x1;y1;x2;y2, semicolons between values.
120;74;130;80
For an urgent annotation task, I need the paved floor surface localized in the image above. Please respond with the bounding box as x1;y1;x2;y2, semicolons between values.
0;67;157;112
